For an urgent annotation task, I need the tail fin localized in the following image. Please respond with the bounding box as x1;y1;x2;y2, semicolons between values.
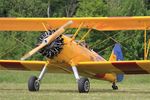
109;43;124;82
109;43;124;61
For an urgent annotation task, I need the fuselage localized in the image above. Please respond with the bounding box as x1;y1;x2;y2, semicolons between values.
47;35;116;82
55;35;105;65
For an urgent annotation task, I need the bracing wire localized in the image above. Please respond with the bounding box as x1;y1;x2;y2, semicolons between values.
98;33;137;54
90;31;122;48
0;33;32;58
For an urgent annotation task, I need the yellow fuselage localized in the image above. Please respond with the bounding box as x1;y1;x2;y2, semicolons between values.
47;35;116;82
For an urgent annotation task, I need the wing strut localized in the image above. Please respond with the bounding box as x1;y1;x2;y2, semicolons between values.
144;29;147;60
72;22;84;40
78;28;92;44
42;23;49;32
28;62;48;91
146;40;150;58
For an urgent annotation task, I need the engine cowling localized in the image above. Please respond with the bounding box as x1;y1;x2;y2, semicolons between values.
37;30;64;58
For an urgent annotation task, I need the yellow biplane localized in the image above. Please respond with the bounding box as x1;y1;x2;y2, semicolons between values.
0;17;150;93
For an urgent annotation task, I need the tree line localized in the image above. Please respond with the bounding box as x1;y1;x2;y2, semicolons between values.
0;0;150;60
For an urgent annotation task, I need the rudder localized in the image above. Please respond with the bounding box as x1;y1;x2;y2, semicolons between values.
109;43;124;82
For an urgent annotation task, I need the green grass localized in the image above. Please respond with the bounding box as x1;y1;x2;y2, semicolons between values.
0;70;150;100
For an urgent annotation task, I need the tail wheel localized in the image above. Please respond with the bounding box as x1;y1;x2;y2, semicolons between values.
78;78;90;93
112;82;118;90
37;30;64;58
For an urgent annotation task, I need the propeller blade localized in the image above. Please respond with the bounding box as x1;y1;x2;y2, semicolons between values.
21;44;45;60
45;20;73;44
21;20;73;60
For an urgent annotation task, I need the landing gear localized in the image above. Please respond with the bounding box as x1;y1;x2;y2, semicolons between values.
28;63;48;92
78;78;90;93
112;82;118;90
72;66;90;93
28;76;40;91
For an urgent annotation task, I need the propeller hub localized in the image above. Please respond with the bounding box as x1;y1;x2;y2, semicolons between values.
37;30;64;59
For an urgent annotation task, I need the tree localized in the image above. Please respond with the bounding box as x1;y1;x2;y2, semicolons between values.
76;0;107;17
0;0;149;60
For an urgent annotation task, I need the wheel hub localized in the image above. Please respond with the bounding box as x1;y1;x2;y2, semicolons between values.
34;80;40;91
84;80;90;92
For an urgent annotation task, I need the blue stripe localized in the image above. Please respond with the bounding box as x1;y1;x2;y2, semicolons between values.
113;43;124;82
113;44;124;61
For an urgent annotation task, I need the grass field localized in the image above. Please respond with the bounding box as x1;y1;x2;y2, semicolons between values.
0;70;150;100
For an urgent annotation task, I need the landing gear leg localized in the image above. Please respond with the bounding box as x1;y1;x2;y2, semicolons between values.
112;82;118;90
28;63;48;91
72;66;90;93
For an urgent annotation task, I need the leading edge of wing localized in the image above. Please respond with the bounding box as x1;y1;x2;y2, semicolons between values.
0;60;46;71
76;60;150;74
0;16;150;31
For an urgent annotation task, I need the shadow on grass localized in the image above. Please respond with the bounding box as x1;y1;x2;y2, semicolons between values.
0;88;150;94
40;88;150;94
91;89;150;94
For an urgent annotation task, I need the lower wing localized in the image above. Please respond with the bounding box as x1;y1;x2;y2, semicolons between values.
76;60;150;74
0;60;46;71
0;60;72;73
1;60;150;76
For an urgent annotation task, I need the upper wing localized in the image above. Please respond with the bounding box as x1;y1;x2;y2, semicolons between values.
76;60;150;74
0;17;150;31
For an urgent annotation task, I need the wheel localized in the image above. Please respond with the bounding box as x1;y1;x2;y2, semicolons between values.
78;78;90;93
112;82;118;90
112;85;118;90
28;76;40;91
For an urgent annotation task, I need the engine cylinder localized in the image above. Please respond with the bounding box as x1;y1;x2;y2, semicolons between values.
37;30;64;58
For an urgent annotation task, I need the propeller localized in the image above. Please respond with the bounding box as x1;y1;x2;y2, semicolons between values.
21;20;73;60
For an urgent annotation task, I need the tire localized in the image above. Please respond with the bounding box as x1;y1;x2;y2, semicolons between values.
112;83;118;90
28;76;40;91
78;78;90;93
